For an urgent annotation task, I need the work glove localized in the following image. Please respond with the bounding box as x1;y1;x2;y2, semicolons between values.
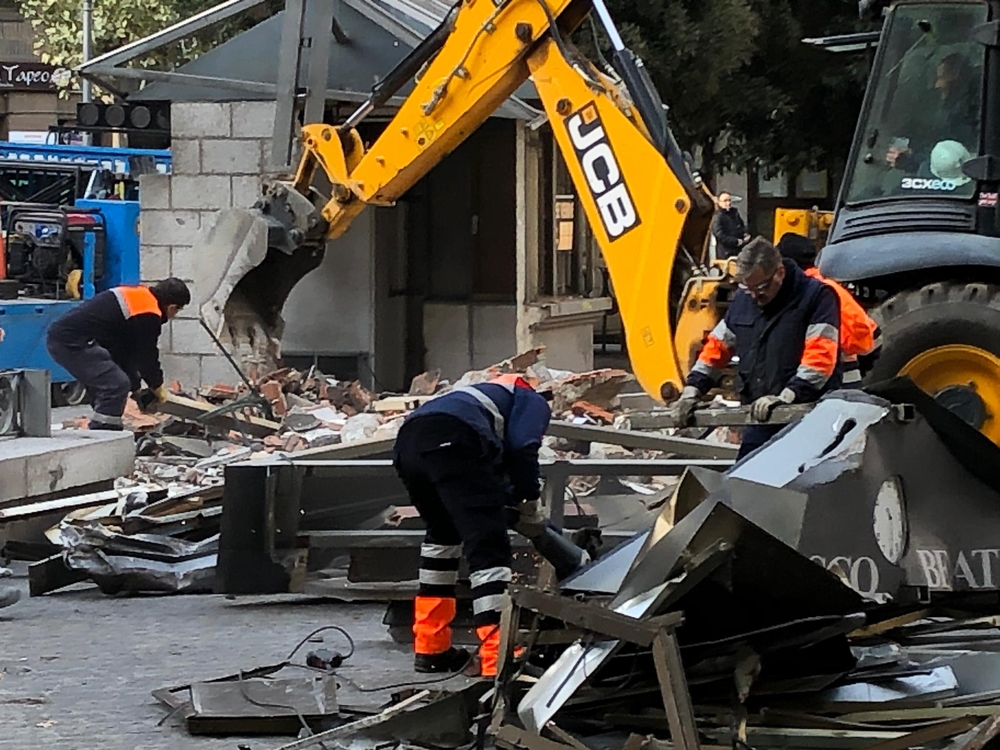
750;388;796;423
513;499;548;540
667;385;703;427
154;385;170;403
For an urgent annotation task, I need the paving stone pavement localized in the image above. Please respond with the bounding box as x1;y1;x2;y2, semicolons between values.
0;572;461;750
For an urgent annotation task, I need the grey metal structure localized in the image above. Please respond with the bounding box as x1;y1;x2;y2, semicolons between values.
215;457;733;595
77;0;541;172
0;369;51;438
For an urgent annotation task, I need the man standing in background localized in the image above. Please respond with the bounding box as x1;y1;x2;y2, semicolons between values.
712;192;750;257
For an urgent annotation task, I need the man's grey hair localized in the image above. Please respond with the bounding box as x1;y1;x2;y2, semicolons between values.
736;237;782;280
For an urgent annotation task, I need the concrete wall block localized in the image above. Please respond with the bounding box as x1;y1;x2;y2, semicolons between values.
141;210;203;247
138;173;170;210
232;101;276;139
140;245;172;283
169;318;217;355
201;139;262;175
170;175;232;211
200;354;241;387
160;353;203;389
170;244;198;284
172;102;232;139
171;139;201;175
232;175;263;208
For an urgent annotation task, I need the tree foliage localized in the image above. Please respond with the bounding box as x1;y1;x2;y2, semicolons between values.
602;0;872;180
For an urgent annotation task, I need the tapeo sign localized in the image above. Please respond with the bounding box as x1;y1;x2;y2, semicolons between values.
900;177;961;191
0;63;63;91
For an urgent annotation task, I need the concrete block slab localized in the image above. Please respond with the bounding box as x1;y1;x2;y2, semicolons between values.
139;244;171;283
161;352;203;389
140;209;203;246
200;353;241;386
231;175;262;208
202;139;262;175
168;318;217;355
171;138;201;174
232;101;276;139
170;174;232;211
138;173;169;210
172;102;231;138
0;431;134;505
170;244;198;283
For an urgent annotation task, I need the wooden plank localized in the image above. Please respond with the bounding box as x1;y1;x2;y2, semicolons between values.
510;586;682;646
547;421;737;459
159;394;281;437
856;717;980;750
629;403;815;430
849;609;931;639
951;715;1000;750
652;628;701;750
373;395;437;412
841;707;1000;723
293;435;396;460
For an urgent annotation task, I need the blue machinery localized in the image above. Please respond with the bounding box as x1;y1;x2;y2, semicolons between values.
0;142;170;387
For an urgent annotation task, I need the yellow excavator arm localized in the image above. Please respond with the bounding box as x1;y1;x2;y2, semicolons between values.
201;0;715;400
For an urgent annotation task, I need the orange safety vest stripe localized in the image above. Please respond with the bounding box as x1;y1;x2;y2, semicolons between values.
113;286;162;319
805;269;876;357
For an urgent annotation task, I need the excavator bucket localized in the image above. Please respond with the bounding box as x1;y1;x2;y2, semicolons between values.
198;183;328;380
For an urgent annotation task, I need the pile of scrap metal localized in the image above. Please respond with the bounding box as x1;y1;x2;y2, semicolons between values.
23;483;223;596
489;382;1000;750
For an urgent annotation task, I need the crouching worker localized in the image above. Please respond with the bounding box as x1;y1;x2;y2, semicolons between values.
393;374;553;678
46;279;190;430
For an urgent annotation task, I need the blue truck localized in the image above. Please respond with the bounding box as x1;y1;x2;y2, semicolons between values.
0;142;171;404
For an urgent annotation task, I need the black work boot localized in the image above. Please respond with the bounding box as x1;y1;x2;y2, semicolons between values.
414;646;471;674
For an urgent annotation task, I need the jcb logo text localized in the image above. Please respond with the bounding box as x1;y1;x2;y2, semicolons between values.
566;104;640;240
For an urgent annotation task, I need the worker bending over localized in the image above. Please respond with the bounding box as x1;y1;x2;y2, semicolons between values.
393;374;551;677
674;238;841;459
46;279;190;430
777;233;882;385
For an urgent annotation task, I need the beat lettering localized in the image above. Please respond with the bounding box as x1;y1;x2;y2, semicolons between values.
954;550;979;588
917;549;948;589
973;549;1000;587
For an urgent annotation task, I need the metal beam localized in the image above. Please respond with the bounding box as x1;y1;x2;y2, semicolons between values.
306;529;635;548
85;64;408;106
279;458;733;476
79;0;270;71
340;0;423;47
547;421;737;460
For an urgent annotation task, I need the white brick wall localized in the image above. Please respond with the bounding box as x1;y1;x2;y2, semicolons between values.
140;100;279;389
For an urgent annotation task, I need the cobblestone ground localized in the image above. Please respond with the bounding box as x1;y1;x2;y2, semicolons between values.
0;568;454;750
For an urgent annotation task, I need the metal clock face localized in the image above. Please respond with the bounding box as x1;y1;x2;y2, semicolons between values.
873;477;907;564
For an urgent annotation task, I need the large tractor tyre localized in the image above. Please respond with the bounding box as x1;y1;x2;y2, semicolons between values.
869;282;1000;444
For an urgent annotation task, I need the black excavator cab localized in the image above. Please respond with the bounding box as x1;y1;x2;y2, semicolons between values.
817;0;1000;446
822;0;996;284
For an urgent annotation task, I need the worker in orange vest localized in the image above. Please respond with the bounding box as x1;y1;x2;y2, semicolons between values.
45;279;190;430
777;233;881;384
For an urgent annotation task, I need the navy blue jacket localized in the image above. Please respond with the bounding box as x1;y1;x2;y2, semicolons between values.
406;383;551;502
688;260;842;403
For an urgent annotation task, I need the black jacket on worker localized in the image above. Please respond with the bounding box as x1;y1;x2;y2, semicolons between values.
48;286;166;392
712;207;747;257
687;260;842;404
